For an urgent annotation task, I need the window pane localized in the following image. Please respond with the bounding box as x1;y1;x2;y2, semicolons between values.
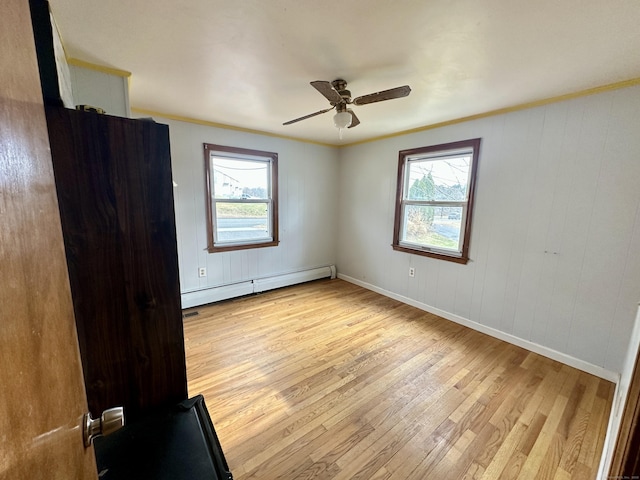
403;205;461;251
215;202;270;243
394;139;480;263
407;155;470;202
205;143;278;252
212;158;269;199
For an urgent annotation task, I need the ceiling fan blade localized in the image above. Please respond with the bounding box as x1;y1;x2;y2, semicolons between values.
353;85;411;106
310;80;343;104
282;106;334;125
347;109;360;128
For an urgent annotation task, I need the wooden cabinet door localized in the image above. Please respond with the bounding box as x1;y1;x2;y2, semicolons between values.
45;107;187;423
0;1;97;478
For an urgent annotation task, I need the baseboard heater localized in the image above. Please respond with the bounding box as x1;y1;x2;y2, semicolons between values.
180;265;336;309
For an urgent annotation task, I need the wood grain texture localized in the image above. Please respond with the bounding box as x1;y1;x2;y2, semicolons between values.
46;106;187;422
0;0;97;477
184;279;614;479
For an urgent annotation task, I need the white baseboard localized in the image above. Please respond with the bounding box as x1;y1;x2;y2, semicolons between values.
254;265;336;293
338;273;618;383
596;305;640;479
181;265;336;309
181;281;254;309
597;380;622;480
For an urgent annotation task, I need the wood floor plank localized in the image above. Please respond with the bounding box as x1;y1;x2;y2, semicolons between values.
498;450;527;480
480;421;528;479
184;279;614;479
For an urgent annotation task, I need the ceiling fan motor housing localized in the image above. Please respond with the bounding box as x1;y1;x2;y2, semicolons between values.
331;79;351;103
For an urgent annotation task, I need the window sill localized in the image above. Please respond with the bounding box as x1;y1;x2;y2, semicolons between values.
391;244;469;264
208;240;279;253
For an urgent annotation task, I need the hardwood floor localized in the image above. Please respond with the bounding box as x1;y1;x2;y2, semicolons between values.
184;279;614;479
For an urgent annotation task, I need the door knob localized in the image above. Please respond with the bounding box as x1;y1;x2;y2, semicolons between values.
83;407;125;447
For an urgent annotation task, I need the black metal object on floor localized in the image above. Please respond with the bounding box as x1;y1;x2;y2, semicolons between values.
94;395;233;480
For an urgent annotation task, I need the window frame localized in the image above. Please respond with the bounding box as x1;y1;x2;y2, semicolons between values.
392;138;481;264
204;143;279;253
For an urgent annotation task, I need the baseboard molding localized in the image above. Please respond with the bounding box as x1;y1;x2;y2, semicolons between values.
596;305;640;479
181;265;336;309
597;380;622;480
181;281;254;309
338;273;618;383
254;265;336;293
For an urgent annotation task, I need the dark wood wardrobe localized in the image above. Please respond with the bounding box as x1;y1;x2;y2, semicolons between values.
29;4;234;476
45;106;187;422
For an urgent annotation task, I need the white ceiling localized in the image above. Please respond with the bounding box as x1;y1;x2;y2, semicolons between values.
48;0;640;146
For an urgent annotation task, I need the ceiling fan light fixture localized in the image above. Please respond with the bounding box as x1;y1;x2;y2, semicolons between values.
333;111;352;129
282;79;411;134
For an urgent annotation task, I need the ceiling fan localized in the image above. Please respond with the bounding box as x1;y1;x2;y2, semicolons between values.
283;79;411;131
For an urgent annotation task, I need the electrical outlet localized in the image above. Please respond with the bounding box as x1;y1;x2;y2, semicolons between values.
409;267;415;277
198;267;207;278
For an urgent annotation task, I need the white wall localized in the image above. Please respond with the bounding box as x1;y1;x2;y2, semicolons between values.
69;65;130;117
156;118;340;296
337;85;640;375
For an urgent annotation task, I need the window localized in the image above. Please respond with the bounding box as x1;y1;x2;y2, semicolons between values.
204;143;278;252
392;138;481;264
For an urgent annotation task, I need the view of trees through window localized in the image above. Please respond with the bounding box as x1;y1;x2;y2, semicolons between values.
404;156;470;251
393;138;480;263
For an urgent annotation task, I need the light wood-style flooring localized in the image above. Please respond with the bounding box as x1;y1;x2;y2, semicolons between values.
184;279;613;479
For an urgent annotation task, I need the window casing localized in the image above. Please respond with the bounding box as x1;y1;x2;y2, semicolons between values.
392;139;480;264
204;143;278;253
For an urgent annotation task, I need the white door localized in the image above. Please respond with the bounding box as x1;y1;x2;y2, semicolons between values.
0;1;98;478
